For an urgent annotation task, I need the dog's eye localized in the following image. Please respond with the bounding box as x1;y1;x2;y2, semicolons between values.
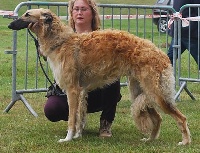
25;12;30;17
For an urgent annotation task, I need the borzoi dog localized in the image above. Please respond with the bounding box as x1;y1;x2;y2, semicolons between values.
8;8;191;145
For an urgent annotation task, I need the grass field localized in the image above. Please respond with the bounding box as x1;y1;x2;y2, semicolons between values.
1;0;200;153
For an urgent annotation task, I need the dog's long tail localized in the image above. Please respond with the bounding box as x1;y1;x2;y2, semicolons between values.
130;93;162;140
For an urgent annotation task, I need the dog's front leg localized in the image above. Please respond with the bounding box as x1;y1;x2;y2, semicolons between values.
73;89;88;139
58;87;80;142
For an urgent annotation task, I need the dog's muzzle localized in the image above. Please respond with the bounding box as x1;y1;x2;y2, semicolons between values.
8;18;32;30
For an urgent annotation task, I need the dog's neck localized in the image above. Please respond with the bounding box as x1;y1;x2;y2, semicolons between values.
37;15;74;57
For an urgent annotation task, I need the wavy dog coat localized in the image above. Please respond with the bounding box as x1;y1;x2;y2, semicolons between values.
8;8;191;145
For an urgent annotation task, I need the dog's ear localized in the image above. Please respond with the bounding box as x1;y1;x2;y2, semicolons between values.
40;13;53;24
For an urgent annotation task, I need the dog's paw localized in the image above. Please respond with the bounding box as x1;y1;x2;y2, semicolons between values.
58;138;72;143
140;138;150;142
73;132;82;139
58;130;74;142
178;140;191;146
82;121;86;130
178;142;183;146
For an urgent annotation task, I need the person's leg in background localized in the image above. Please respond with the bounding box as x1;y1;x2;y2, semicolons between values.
167;38;187;65
167;38;175;65
182;38;200;70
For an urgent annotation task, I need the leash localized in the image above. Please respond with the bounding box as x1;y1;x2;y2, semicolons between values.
27;29;65;96
27;29;54;86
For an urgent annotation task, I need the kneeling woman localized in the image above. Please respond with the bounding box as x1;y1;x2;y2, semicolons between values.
44;0;121;137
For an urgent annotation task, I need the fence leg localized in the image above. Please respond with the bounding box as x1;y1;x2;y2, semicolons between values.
20;94;38;117
3;94;21;113
3;94;38;117
175;81;196;101
184;85;196;100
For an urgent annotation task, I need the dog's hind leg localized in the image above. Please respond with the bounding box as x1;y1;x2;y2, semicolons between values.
139;67;191;145
137;90;191;145
58;86;80;142
157;67;191;145
173;111;191;145
153;95;191;145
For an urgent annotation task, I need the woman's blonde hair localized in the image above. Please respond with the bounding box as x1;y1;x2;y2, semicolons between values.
68;0;101;31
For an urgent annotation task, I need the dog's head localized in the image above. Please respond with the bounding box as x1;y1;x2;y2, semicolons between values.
8;8;53;31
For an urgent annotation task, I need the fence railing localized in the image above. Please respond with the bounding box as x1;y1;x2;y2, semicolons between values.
173;4;200;100
3;2;199;117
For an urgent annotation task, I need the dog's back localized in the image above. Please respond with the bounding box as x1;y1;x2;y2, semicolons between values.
69;29;170;90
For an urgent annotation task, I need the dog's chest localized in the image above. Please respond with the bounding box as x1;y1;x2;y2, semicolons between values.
47;58;62;84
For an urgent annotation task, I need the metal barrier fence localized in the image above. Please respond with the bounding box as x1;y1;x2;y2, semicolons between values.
3;1;199;117
173;4;200;100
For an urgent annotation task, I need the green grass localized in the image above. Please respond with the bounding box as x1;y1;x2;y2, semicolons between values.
1;0;200;153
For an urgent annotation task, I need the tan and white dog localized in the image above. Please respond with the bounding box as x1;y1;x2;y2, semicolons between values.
8;8;191;145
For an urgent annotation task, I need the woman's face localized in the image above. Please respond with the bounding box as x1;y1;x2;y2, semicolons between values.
72;0;93;27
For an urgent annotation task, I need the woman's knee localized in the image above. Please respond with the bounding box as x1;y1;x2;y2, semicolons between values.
44;95;68;122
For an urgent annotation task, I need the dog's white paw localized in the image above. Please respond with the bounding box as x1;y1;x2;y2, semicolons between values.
178;141;190;146
178;141;185;146
141;138;150;142
58;129;74;143
58;138;72;143
73;131;82;139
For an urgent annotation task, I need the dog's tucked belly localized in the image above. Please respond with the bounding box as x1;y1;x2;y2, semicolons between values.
79;73;120;91
77;60;128;90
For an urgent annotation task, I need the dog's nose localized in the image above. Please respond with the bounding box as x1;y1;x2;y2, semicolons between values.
8;24;12;29
8;22;15;29
8;22;18;30
8;20;32;30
